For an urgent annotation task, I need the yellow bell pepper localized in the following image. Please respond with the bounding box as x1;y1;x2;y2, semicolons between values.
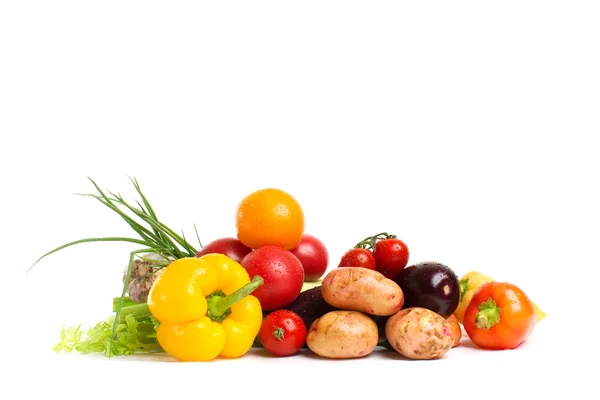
147;254;264;362
453;271;495;324
453;271;546;325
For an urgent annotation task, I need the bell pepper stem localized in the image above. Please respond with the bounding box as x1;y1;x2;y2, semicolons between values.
209;275;264;318
475;298;501;329
459;278;470;302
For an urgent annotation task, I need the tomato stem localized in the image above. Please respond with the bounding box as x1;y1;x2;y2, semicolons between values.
475;298;501;329
273;327;285;342
354;232;397;251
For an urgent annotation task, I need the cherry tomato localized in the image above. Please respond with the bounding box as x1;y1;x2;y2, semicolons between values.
373;238;409;279
290;234;329;282
194;237;252;263
338;248;376;270
463;282;535;350
259;309;307;357
241;245;304;310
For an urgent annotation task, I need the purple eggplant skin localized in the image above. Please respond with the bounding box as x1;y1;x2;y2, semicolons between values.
392;261;460;318
369;315;393;348
254;286;339;349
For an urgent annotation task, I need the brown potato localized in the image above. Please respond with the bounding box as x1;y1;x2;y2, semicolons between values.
306;310;378;359
321;267;404;316
385;307;455;360
447;314;462;347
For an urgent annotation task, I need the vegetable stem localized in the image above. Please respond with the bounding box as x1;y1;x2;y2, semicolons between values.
273;327;285;342
53;301;161;357
354;232;397;251
207;275;264;322
113;296;136;312
475;298;501;329
459;278;470;302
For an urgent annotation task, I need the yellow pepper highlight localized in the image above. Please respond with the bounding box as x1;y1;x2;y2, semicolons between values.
453;271;546;325
148;254;263;362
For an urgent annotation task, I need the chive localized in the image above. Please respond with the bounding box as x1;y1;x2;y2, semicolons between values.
29;177;202;356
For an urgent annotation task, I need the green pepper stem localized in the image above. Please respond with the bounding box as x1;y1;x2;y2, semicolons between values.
459;279;470;302
209;275;264;318
475;298;501;329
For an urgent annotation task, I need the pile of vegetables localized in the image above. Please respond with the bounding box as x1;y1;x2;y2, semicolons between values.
33;178;546;361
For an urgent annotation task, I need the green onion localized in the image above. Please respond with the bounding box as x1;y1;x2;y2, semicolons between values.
30;176;201;356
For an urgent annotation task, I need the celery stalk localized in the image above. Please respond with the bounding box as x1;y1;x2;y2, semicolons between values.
54;300;162;357
112;296;138;312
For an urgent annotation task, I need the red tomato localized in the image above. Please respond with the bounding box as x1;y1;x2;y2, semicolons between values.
195;237;252;263
290;234;329;282
240;245;304;310
463;282;535;350
259;310;307;356
338;248;376;270
373;238;409;279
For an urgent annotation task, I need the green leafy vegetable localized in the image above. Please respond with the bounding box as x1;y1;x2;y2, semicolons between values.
54;302;162;357
30;177;201;356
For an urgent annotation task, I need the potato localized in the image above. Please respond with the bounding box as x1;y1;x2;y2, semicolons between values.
321;267;404;316
385;307;455;360
447;314;462;347
306;310;378;359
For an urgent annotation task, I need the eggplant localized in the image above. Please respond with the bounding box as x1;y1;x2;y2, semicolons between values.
368;314;393;348
282;286;339;329
393;261;460;318
253;286;339;349
257;286;339;330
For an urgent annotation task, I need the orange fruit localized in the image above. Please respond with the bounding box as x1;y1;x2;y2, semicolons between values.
235;188;305;250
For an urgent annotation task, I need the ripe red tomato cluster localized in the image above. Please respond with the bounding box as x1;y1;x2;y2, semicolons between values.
338;232;410;279
196;235;327;357
196;234;329;310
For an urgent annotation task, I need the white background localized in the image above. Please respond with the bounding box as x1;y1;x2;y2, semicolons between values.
1;1;598;399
